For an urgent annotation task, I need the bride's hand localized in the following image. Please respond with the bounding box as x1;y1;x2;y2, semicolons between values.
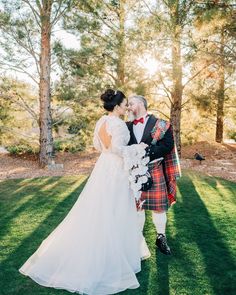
139;142;148;148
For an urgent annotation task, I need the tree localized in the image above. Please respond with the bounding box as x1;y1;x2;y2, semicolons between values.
0;0;74;167
194;0;236;142
0;77;40;148
60;0;151;93
138;0;235;152
0;81;12;144
140;0;196;154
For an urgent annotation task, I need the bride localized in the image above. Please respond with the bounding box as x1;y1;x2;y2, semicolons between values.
19;89;148;295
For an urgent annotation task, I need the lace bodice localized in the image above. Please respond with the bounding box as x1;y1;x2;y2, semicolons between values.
93;115;148;201
93;115;130;155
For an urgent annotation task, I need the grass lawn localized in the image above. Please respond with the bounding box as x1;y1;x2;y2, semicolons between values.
0;171;235;295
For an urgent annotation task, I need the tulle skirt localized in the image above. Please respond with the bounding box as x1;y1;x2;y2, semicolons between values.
19;152;141;294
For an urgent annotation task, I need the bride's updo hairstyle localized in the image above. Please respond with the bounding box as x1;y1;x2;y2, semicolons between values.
100;89;126;111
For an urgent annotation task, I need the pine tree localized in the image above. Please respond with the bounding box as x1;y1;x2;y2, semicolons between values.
0;0;74;166
193;0;236;143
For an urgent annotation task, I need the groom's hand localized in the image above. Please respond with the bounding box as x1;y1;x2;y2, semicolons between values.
145;146;153;160
145;146;150;155
145;144;169;162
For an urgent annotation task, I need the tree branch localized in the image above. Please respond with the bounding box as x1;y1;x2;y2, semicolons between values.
0;62;39;85
0;125;39;142
155;74;173;104
22;0;42;28
149;108;170;120
141;0;160;18
2;29;40;75
51;0;68;26
0;92;38;123
104;70;117;82
18;15;40;75
83;0;119;31
182;58;220;89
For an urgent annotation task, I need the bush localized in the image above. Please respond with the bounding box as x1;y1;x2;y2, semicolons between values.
228;131;236;141
6;144;38;155
53;138;86;153
6;137;87;155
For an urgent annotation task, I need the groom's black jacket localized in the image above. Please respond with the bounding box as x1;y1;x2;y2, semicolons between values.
126;115;174;162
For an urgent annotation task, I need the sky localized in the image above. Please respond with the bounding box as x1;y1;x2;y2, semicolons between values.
0;0;160;86
54;29;81;50
0;0;161;86
3;28;160;86
0;28;81;86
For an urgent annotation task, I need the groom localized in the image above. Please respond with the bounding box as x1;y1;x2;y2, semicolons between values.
127;95;181;257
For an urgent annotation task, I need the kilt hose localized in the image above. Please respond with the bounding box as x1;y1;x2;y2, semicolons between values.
139;161;169;212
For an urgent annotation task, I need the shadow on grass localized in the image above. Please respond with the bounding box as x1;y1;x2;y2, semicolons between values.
175;174;236;294
1;172;235;295
154;208;201;295
120;212;171;295
0;177;87;295
155;248;170;295
206;176;236;205
0;177;67;240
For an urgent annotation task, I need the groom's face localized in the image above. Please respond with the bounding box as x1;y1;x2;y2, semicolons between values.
128;98;142;119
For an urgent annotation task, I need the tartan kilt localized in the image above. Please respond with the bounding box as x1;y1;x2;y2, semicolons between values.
139;161;169;212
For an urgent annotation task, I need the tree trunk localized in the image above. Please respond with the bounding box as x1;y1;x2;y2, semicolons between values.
170;25;183;156
116;0;125;88
215;29;225;143
39;2;53;167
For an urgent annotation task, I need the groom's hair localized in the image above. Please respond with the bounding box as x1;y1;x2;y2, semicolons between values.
129;95;148;110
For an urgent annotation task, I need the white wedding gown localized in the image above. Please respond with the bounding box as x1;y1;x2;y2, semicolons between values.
19;115;141;295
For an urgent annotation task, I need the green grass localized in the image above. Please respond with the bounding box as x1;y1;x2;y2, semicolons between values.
0;171;235;295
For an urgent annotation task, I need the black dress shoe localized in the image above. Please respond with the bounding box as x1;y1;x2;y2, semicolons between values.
156;234;171;255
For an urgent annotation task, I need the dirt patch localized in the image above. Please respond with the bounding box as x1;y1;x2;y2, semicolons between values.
0;150;99;180
182;141;236;160
0;142;235;183
181;141;236;182
181;159;236;182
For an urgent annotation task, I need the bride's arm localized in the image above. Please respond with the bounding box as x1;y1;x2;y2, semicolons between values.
108;122;147;160
93;122;103;152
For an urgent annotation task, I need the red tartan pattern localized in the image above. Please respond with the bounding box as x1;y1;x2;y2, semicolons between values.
137;119;181;211
164;145;181;181
152;120;181;206
139;162;169;212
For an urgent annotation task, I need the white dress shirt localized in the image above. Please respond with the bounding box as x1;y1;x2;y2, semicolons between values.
133;114;149;143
